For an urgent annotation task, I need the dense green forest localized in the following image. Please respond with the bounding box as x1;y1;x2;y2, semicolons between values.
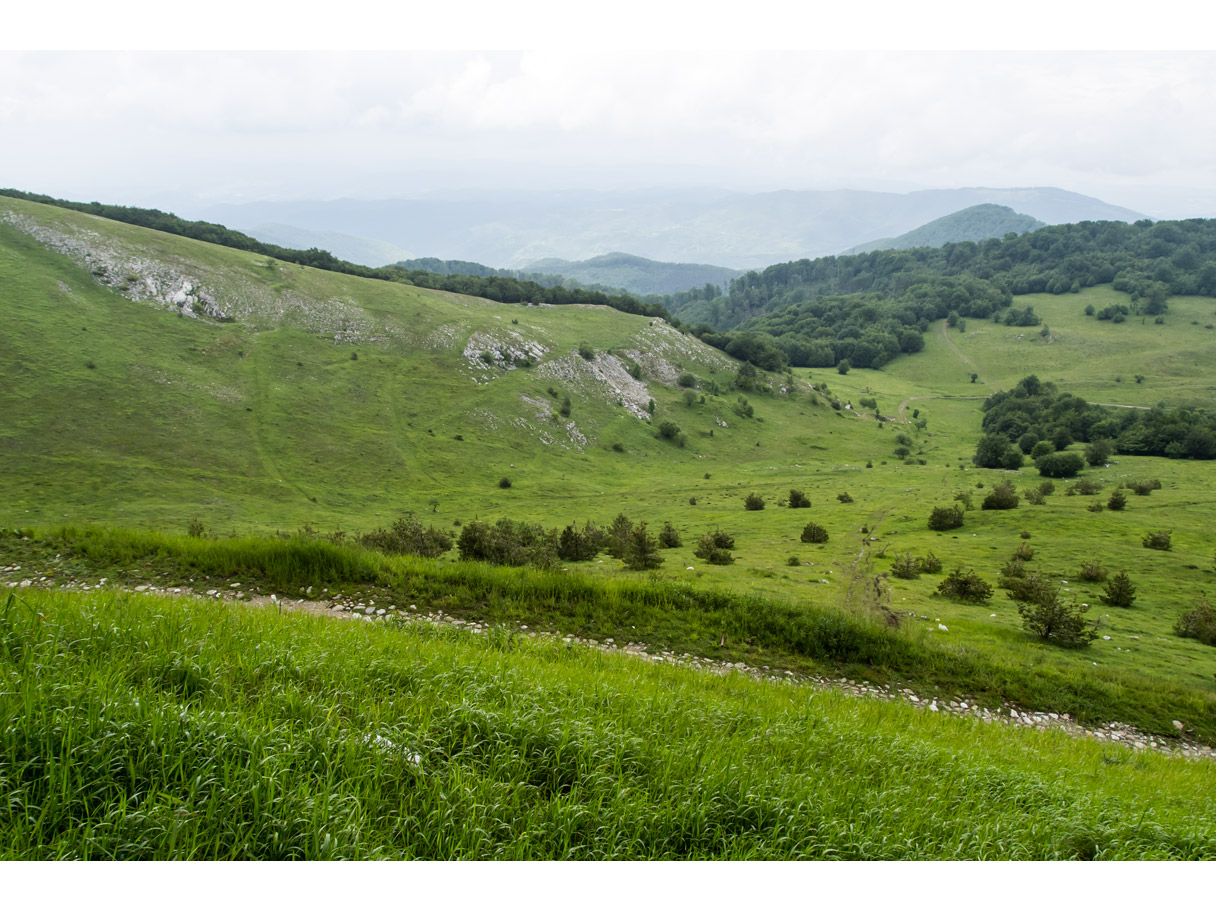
974;375;1216;469
665;217;1216;369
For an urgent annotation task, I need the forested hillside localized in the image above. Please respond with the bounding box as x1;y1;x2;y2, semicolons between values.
841;204;1045;255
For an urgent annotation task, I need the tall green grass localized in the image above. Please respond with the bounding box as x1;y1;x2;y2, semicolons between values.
10;525;1216;744
2;588;1214;859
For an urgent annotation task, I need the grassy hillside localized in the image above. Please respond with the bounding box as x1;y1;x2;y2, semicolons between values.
4;587;1213;859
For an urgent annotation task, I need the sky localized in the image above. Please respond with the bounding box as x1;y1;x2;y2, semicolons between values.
4;6;1216;219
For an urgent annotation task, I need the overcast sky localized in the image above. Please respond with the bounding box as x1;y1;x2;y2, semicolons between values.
4;36;1215;218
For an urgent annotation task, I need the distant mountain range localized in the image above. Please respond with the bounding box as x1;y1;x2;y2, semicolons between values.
841;204;1046;255
192;186;1147;272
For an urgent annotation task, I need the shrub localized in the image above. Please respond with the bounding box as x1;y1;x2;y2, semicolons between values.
1015;584;1099;648
786;555;801;567
1037;480;1055;496
559;396;572;418
678;372;697;388
1128;479;1161;496
456;519;558;568
937;568;993;603
1067;478;1103;496
1174;597;1216;646
891;552;921;579
928;505;964;531
1087;500;1104;513
1108;488;1128;511
836;359;851;374
1077;559;1108;582
657;420;685;445
981;480;1019;511
688;497;697;506
498;476;512;489
830;492;853;506
918;552;942;574
682;390;698;407
858;396;877;410
361;514;454;559
622;522;665;570
744;493;765;511
1023;488;1045;505
694;529;735;564
1142;530;1172;551
578;342;595;361
658;522;682;549
953;491;974;511
800;522;829;544
1035;451;1085;478
187;517;206;538
1101;570;1137;607
1013;541;1034;562
788;489;811;509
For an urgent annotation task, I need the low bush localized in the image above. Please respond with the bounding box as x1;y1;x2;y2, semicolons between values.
694;529;736;565
1107;488;1127;510
918;552;942;574
1015;581;1100;648
457;519;558;568
1174;597;1216;646
837;492;853;504
361;515;454;559
1087;501;1104;512
1128;479;1162;496
928;505;964;531
499;477;512;489
1142;530;1172;551
788;489;811;509
1036;452;1085;478
744;493;765;511
557;521;607;562
936;569;993;604
1077;559;1108;582
800;522;829;544
982;480;1019;511
1066;478;1103;496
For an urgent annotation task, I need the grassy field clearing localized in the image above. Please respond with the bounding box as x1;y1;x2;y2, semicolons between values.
3;587;1214;859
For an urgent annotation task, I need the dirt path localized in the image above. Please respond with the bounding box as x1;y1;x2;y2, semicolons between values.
939;318;982;377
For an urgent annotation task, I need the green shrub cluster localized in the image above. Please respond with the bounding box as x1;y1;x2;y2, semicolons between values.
457;519;558;568
694;530;736;565
360;515;454;559
927;505;964;531
936;569;993;603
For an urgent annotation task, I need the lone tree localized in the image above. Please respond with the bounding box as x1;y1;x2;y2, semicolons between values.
1102;570;1137;608
936;568;993;603
800;522;829;544
981;479;1020;510
788;489;811;509
606;513;634;559
744;492;765;511
623;522;664;570
658;521;682;548
928;504;965;531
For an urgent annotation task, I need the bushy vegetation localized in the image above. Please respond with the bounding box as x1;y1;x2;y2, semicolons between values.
1102;571;1138;608
1142;530;1173;551
787;489;811;509
927;505;964;531
457;519;558;568
1013;576;1100;648
693;529;736;565
981;480;1020;511
1174;597;1216;647
1035;452;1085;478
936;569;993;604
799;522;829;544
360;515;453;559
744;493;765;511
622;523;664;571
557;521;607;562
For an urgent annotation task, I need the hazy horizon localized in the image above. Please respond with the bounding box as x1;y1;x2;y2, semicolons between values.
4;50;1216;221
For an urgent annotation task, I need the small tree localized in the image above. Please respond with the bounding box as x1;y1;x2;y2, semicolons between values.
1035;451;1085;478
744;492;765;511
1107;488;1128;511
678;372;697;388
928;504;965;531
800;522;829;544
1101;570;1137;607
891;552;921;579
499;476;512;489
788;489;811;509
1016;585;1099;648
1142;529;1172;551
836;359;851;375
187;517;206;538
837;492;854;504
918;551;942;574
623;522;664;570
606;513;634;559
658;522;682;548
1085;438;1115;467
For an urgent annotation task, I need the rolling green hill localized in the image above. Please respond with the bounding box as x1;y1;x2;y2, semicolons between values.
523;252;743;296
5;193;1216;858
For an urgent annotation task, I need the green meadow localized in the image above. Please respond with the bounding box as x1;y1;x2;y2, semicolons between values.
3;195;1216;857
